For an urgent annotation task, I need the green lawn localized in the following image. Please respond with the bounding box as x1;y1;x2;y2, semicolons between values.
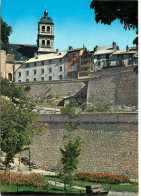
45;175;138;192
0;184;85;195
0;176;138;194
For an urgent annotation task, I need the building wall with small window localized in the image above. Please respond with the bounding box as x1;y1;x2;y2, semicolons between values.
15;55;67;82
67;48;84;79
92;50;137;72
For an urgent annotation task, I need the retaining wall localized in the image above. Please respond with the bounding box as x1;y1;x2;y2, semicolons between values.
87;66;138;106
22;113;138;179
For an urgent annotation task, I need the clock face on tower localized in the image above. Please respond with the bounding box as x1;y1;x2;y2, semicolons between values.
37;9;54;54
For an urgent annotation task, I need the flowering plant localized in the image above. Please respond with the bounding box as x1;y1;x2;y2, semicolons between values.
74;172;130;184
0;173;48;190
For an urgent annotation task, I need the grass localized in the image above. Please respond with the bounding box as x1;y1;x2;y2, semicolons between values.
0;184;85;194
0;175;138;194
45;175;138;192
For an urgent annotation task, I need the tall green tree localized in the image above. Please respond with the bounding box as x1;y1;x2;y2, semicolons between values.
1;97;36;171
90;0;138;44
1;78;46;172
60;100;83;191
1;18;12;44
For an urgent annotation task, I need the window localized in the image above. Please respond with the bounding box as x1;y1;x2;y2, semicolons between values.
72;60;75;65
59;66;62;71
59;75;62;80
26;71;29;76
34;62;36;67
41;77;44;81
42;25;45;32
73;52;78;56
69;53;73;57
42;40;45;47
49;67;52;73
97;55;100;60
25;63;29;68
34;78;36;81
129;54;132;58
47;40;50;47
47;26;50;32
26;79;29;82
41;61;44;65
49;60;52;64
18;80;21;82
34;70;36;75
8;73;12;81
118;54;123;58
49;76;52;80
41;69;44;74
59;59;62;63
18;72;21;77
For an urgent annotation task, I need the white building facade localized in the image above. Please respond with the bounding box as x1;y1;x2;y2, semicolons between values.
15;52;67;82
92;43;137;71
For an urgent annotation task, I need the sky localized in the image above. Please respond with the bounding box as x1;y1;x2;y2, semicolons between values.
1;0;137;51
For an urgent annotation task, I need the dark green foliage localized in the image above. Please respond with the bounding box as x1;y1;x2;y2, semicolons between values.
1;18;12;44
24;85;31;91
61;100;79;119
90;1;138;30
60;100;83;190
0;78;45;171
1;97;36;171
60;136;82;173
90;0;138;45
1;78;26;101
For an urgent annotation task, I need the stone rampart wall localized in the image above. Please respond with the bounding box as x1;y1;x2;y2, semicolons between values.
87;66;138;106
23;79;88;104
22;113;138;179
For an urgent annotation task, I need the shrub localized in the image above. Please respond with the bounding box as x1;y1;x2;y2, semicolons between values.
24;85;30;91
74;172;130;184
0;173;48;190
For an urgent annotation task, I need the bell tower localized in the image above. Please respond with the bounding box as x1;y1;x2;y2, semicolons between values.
37;9;54;54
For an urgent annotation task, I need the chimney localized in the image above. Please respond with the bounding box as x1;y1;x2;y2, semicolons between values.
94;45;98;52
126;45;129;52
56;49;59;53
113;42;117;52
68;46;73;51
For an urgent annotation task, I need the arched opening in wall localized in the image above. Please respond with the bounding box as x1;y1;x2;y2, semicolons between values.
47;40;50;47
47;26;50;33
42;26;45;32
8;73;12;81
42;40;45;47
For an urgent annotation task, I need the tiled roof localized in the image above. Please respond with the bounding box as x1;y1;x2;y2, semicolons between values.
25;51;67;63
2;43;38;61
113;50;136;55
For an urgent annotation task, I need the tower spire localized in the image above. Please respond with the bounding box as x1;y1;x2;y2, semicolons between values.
44;9;48;18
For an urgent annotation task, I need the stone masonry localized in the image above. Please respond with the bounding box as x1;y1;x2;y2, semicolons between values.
22;113;138;179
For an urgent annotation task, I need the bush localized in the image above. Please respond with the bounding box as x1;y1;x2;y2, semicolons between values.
24;85;31;91
74;172;130;184
0;173;48;190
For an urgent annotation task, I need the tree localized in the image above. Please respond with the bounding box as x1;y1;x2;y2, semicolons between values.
60;100;83;191
1;78;46;172
1;18;12;44
1;78;26;102
1;97;36;171
90;0;138;44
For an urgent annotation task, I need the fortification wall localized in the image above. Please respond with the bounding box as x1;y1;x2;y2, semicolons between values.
87;66;138;106
23;79;88;104
22;113;138;179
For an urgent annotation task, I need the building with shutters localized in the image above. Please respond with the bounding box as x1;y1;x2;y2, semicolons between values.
15;51;67;82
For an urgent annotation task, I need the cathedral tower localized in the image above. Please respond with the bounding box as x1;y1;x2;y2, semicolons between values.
37;9;54;54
